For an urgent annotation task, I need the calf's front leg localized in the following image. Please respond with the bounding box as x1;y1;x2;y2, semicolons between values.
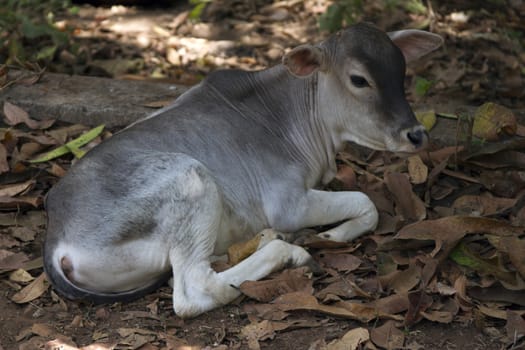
297;189;379;242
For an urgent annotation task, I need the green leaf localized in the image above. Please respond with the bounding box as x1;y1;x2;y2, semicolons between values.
8;37;25;62
436;112;458;120
189;2;207;20
35;45;57;60
21;18;51;39
319;3;344;32
403;0;427;14
30;124;104;163
414;76;433;97
68;6;80;15
450;242;517;285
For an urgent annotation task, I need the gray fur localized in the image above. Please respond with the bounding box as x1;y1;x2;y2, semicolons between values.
43;23;443;317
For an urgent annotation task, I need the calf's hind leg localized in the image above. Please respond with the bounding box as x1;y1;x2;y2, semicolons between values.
166;160;314;318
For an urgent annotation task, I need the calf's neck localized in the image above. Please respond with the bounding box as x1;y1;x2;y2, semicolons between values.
44;23;443;317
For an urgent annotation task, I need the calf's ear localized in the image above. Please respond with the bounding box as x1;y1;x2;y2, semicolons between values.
388;29;443;63
283;45;325;77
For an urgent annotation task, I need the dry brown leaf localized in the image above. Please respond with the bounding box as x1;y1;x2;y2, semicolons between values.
419;257;439;288
430;183;455;201
0;180;35;197
335;300;404;322
480;170;525;198
452;194;517;216
120;332;154;349
384;172;426;222
454;275;473;311
0;195;42;209
273;291;401;322
22;256;44;271
506;310;525;341
146;298;159;315
0;143;9;174
48;162;67;177
421;309;454;323
11;272;49;303
370;320;404;349
315;280;356;300
466;150;525;169
393;216;524;259
333;164;357;190
295;234;350;249
92;330;109;341
17;142;44;161
435;282;457;296
16;327;34;342
273;291;359;318
9;226;37;242
427;146;463;165
477;304;508;320
243;303;290;321
405;290;433;326
499;236;525;279
387;264;422;294
117;328;157;338
46;124;90;144
0;251;29;272
157;332;192;349
516;124;525;137
19;336;48;350
366;188;395;216
375;213;403;234
0;233;19;248
469;285;525;306
3;101;55;130
31;323;56;338
95;308;110;320
325;327;369;350
407;155;428;184
316;252;361;272
240;267;313;302
240;320;290;350
366;294;410;315
13;130;59;145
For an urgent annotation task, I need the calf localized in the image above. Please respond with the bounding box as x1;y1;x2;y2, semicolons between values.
44;23;443;318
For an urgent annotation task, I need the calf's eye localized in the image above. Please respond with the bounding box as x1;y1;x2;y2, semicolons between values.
350;75;370;88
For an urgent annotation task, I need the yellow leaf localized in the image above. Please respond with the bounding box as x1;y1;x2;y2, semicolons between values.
228;234;262;265
472;102;516;141
227;229;283;265
9;268;34;283
11;272;48;303
415;110;437;131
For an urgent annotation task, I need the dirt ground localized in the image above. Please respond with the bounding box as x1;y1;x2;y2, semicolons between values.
1;1;525;349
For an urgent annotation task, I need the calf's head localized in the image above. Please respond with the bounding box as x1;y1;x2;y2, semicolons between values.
283;23;443;153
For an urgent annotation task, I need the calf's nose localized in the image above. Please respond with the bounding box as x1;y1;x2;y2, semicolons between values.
405;126;428;149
